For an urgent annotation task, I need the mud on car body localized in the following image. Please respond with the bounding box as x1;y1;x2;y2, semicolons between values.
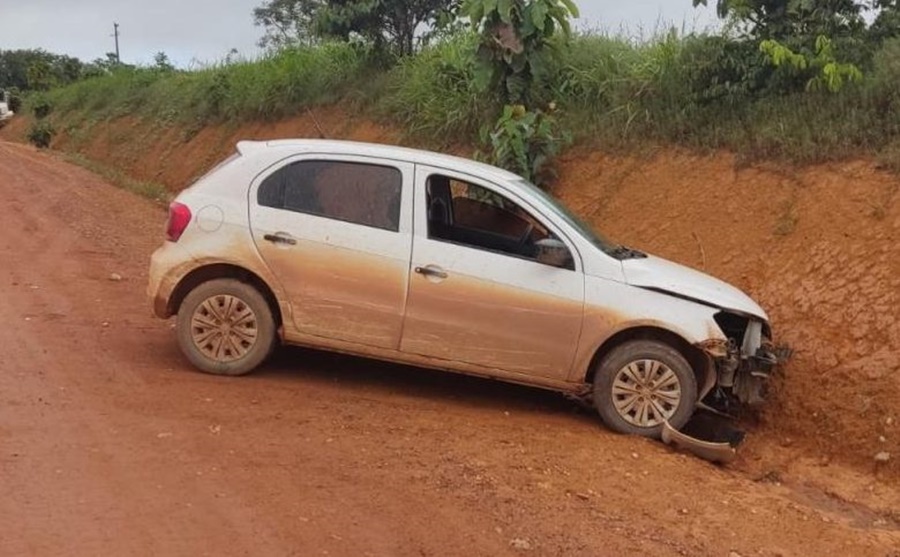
148;139;781;442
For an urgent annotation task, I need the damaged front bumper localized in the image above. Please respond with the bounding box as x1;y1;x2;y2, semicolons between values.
700;315;787;408
667;314;789;463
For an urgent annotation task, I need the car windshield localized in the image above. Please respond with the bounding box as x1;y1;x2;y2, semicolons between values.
513;179;620;255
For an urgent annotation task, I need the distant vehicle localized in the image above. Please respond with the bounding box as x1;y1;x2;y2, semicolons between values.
0;91;15;122
148;140;778;438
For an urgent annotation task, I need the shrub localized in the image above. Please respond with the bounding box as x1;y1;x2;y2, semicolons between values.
480;104;571;187
31;94;53;118
679;35;770;104
27;121;55;148
869;37;900;107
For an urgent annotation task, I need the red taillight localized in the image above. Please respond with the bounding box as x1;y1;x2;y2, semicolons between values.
166;202;192;242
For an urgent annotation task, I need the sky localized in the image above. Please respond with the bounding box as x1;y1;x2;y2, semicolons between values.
0;0;718;67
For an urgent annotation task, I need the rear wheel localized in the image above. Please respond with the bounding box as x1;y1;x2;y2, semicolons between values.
592;340;697;438
176;279;275;376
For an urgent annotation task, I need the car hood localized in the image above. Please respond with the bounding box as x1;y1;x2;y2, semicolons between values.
621;255;768;321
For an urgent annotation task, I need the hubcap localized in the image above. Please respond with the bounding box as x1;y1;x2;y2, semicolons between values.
190;294;259;363
611;359;682;428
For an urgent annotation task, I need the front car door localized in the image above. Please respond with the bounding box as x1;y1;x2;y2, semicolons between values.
400;166;585;381
249;154;414;349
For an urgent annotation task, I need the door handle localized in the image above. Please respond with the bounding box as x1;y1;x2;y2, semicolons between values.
415;266;448;279
263;233;297;246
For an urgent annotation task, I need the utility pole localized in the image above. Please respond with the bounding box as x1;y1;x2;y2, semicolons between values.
113;22;121;64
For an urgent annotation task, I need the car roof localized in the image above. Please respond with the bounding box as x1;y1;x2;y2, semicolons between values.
236;139;524;184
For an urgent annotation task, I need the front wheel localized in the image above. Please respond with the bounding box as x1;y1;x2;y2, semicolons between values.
176;279;276;376
592;340;698;438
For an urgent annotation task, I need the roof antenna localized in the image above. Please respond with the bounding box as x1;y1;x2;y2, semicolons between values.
305;107;328;139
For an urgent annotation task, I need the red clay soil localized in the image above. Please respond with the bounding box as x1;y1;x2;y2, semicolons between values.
1;109;899;545
1;138;899;556
8;108;897;479
555;148;900;475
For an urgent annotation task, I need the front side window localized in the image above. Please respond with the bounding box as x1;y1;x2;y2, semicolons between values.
427;174;563;263
258;160;402;231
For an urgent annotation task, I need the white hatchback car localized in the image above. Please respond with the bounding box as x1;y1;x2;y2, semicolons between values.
148;140;778;437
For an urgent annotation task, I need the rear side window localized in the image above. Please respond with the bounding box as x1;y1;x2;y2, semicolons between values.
258;160;402;232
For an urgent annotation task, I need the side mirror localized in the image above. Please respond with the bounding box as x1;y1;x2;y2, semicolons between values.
535;238;573;269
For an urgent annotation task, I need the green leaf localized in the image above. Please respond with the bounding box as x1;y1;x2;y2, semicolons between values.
510;53;528;73
558;0;580;18
531;2;549;32
467;1;485;24
505;73;528;103
472;59;495;92
529;49;552;80
497;0;512;23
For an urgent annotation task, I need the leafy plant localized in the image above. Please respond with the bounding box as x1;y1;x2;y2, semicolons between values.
27;120;55;148
480;103;570;185
31;94;53;118
464;0;578;185
318;0;460;58
760;35;863;92
252;0;460;58
464;0;579;105
153;52;176;72
253;0;323;49
693;0;866;41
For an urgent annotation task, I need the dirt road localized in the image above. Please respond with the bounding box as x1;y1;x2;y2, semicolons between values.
0;141;897;556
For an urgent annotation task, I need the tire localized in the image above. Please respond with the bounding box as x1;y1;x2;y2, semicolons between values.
592;340;698;438
176;278;276;376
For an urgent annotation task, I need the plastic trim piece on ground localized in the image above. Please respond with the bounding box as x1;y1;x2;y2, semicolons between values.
661;417;742;464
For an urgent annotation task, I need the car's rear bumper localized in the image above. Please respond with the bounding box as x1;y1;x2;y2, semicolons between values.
147;242;194;319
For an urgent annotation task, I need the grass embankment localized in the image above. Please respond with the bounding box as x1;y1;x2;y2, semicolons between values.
36;32;900;167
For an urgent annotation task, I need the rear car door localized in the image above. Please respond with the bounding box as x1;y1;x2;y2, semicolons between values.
400;166;585;380
249;154;414;349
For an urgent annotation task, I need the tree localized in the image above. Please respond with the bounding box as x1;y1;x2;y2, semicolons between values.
317;0;460;57
465;0;579;186
153;51;175;72
693;0;866;40
0;49;86;91
253;0;323;49
253;0;460;57
869;0;900;41
26;59;55;91
692;1;870;95
465;0;579;105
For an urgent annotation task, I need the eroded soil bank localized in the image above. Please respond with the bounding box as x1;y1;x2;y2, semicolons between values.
2;109;898;485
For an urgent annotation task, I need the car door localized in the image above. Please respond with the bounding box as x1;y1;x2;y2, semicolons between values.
249;154;414;349
400;165;585;380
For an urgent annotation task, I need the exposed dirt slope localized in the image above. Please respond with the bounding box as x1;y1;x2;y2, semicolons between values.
555;149;900;477
2;107;898;483
1;139;899;556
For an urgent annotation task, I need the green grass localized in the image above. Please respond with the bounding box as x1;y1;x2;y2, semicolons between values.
44;42;377;126
377;30;900;163
30;31;900;167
